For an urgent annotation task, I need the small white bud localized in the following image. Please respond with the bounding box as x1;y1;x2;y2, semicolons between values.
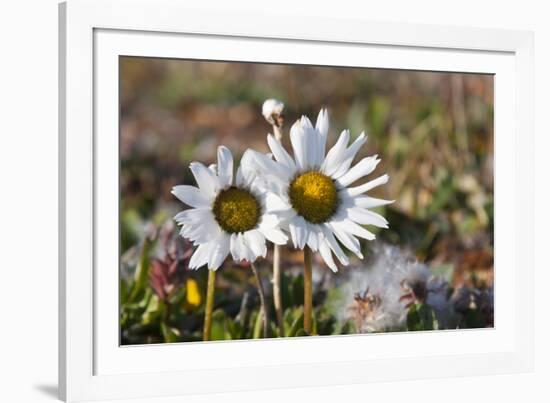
262;99;285;127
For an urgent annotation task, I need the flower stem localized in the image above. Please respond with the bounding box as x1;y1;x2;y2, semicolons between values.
203;269;216;341
303;246;313;334
272;125;285;337
251;262;269;338
272;245;284;336
273;125;283;142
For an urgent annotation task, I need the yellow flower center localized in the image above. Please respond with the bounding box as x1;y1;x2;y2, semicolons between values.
288;171;339;224
213;187;260;233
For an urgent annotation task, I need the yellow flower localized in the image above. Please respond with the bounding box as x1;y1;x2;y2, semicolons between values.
184;278;202;310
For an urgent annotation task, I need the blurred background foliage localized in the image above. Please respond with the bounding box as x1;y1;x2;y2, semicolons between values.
120;57;494;344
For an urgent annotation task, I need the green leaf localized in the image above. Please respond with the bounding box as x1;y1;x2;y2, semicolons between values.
161;323;180;343
286;308;304;337
120;279;129;306
407;303;438;331
210;309;227;341
141;292;160;324
314;309;336;335
244;311;255;339
269;320;280;338
129;237;152;302
225;318;243;340
252;309;263;339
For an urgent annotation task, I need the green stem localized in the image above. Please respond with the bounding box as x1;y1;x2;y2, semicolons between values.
203;269;216;341
272;126;285;337
251;262;269;338
272;245;284;336
303;246;313;334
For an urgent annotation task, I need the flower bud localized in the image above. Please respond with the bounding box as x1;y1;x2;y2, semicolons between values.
262;98;284;127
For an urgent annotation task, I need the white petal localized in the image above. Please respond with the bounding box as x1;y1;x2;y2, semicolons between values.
347;208;389;228
290;117;320;171
290;119;308;171
341;218;376;240
288;215;309;249
174;208;211;226
336;192;356;210
208;233;231;270
321;226;349;266
217;146;234;188
315;108;329;159
264;193;292;214
241;149;290;189
305;224;322;252
318;239;338;272
189;242;212;269
259;227;288;245
238;150;262;188
267;134;297;173
240;233;256;262
321;129;350;176
250;172;286;195
229;233;244;261
243;229;267;259
301;116;323;168
344;174;390;197
258;210;290;244
258;212;280;229
352;196;394;209
189;162;220;199
331;132;368;179
177;210;221;244
230;233;254;262
301;115;314;129
336;155;380;187
171;185;211;208
235;166;251;188
326;222;363;259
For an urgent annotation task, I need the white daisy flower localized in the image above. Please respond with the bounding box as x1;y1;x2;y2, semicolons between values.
242;109;392;272
172;146;288;271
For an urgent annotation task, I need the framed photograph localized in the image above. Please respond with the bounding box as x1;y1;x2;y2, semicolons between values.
59;0;534;401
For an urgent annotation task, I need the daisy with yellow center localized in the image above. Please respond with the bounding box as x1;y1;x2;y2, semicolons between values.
172;145;287;339
173;146;287;270
242;110;392;333
244;110;392;271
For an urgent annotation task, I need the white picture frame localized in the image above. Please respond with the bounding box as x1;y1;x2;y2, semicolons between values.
59;0;534;401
